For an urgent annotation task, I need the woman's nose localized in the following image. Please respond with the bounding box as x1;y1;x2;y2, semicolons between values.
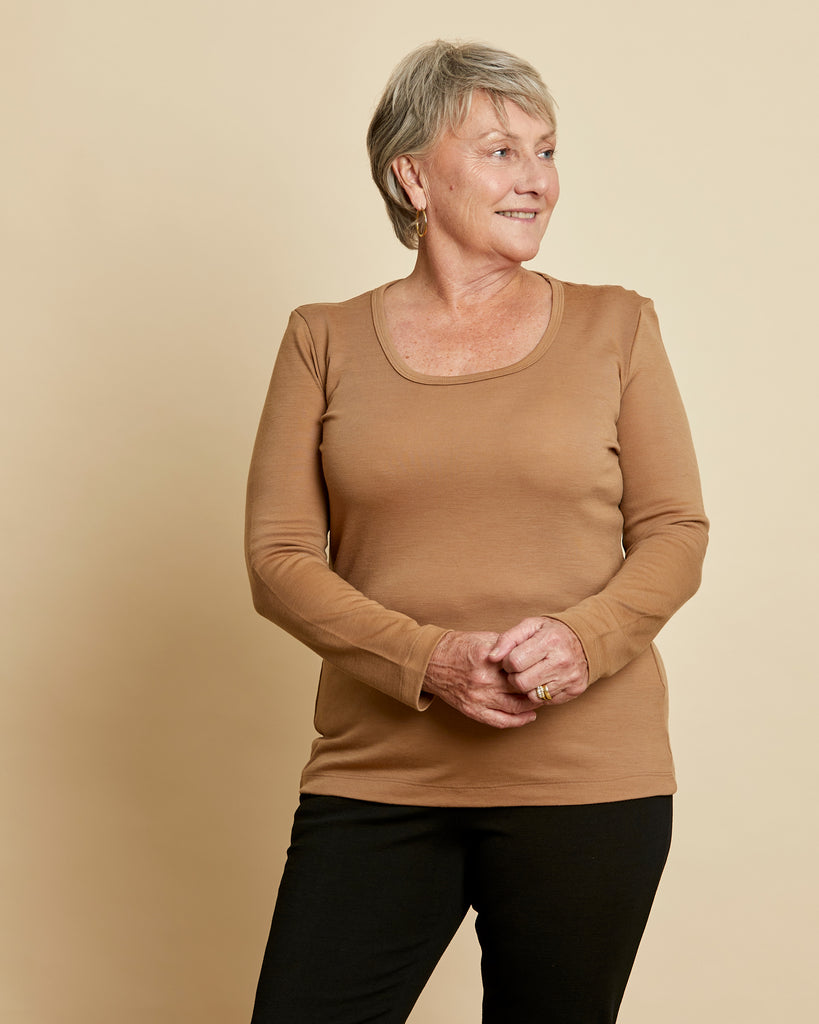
515;153;552;194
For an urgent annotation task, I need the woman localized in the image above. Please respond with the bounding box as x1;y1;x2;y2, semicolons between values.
245;40;708;1023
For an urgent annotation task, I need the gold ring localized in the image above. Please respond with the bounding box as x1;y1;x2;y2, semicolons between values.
536;684;552;702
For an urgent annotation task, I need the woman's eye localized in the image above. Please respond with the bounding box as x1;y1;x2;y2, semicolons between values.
492;147;509;157
540;149;555;160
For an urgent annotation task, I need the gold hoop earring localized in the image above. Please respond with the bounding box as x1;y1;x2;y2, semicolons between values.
414;208;428;239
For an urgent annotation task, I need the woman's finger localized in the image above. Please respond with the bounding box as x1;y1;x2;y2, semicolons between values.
487;617;545;662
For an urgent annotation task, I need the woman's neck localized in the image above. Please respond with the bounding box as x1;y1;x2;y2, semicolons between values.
400;248;532;314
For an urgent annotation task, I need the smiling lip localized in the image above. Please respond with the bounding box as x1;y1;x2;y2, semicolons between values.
497;210;538;219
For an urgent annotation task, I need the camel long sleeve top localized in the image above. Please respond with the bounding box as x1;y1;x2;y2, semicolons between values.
245;276;708;806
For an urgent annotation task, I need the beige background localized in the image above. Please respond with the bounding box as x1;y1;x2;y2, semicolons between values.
2;1;816;1020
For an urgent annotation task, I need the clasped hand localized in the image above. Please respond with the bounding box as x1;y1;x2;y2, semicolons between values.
423;617;589;729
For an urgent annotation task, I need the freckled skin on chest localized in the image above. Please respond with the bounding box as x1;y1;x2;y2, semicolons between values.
387;273;554;377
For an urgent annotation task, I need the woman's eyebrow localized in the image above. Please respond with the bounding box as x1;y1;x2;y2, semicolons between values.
474;129;556;142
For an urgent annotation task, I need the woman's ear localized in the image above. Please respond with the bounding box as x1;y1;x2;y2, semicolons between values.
391;155;426;211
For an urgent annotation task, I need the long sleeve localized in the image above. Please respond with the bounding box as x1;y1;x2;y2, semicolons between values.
548;299;709;683
245;310;447;709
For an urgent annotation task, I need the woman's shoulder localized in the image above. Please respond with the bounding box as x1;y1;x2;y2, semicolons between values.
292;283;391;329
546;274;650;311
544;276;655;342
281;284;389;367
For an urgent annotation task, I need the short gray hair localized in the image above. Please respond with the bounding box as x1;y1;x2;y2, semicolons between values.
367;41;557;249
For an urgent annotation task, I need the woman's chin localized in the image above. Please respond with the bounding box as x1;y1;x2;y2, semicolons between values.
490;232;548;265
495;243;544;266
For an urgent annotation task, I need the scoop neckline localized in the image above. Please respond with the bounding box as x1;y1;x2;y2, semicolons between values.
370;273;564;385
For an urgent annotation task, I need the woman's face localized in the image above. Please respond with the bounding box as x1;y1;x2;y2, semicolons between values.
414;91;559;268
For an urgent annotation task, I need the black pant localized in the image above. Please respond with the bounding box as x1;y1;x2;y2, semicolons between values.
251;794;672;1023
